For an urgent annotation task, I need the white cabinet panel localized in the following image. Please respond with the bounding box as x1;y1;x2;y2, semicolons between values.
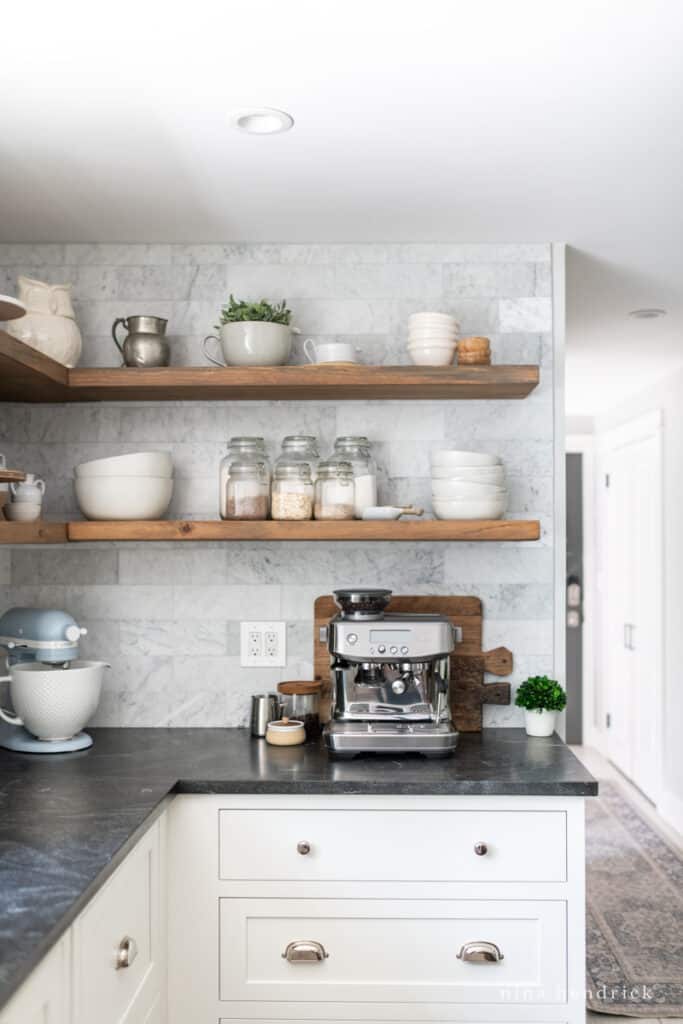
219;808;567;882
73;819;164;1024
219;897;567;1005
0;934;70;1024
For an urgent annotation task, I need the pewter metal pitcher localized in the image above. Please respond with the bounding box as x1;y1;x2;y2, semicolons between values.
112;315;170;367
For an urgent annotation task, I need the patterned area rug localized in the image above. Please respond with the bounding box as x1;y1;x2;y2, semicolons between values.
586;780;683;1016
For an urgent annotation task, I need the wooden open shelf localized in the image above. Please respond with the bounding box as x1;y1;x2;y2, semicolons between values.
0;521;68;544
67;519;540;543
0;331;539;402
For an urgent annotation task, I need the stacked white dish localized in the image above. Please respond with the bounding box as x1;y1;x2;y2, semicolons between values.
407;312;459;366
74;451;174;520
430;450;507;519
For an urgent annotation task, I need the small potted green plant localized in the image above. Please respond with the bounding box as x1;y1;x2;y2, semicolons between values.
203;296;299;367
515;675;567;737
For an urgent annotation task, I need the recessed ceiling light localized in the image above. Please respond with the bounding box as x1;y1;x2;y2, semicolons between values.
628;307;667;319
231;107;294;135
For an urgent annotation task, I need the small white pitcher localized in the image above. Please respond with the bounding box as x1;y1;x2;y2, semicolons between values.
10;474;45;504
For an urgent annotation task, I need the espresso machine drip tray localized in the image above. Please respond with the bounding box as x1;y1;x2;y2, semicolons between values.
325;720;459;759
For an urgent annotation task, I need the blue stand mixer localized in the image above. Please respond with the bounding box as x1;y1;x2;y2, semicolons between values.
0;607;94;754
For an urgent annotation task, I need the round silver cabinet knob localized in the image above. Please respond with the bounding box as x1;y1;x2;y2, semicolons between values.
297;840;311;855
474;842;488;856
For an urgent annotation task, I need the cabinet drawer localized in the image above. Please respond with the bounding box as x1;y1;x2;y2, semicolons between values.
219;808;566;882
219;897;567;1004
73;822;162;1024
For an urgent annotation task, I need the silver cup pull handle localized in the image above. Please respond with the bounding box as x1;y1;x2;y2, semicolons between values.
282;940;329;963
457;940;504;963
115;935;138;970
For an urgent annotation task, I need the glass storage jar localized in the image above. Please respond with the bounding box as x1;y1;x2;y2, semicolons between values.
277;681;322;741
333;436;377;517
314;459;355;520
271;461;314;520
225;461;270;520
275;435;320;480
219;437;270;520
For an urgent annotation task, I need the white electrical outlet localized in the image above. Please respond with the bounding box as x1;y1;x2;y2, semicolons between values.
240;621;287;667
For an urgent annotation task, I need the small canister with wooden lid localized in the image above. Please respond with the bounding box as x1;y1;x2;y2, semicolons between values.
277;680;322;740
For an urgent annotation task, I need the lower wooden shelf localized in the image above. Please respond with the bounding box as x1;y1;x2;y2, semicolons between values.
67;519;540;542
0;521;68;544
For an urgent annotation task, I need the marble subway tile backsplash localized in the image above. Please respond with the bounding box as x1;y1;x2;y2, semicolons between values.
0;242;556;728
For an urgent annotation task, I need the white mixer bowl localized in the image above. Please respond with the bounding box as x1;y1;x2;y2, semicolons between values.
0;660;108;741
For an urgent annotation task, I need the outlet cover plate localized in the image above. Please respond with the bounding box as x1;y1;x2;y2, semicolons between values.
240;621;286;667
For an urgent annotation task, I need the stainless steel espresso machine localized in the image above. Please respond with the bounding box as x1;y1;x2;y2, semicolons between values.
323;589;461;758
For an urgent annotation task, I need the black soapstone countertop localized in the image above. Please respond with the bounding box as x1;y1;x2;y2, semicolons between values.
0;726;596;1009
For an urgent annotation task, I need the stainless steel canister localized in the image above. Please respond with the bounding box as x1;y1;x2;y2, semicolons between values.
250;693;283;737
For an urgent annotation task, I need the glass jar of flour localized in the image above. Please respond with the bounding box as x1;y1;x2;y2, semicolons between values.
225;461;270;520
219;437;270;520
314;459;355;520
332;436;377;517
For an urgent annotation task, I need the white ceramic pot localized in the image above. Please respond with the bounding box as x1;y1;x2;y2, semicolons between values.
524;708;557;737
74;475;173;520
0;660;108;741
6;276;82;367
75;451;173;479
3;502;41;522
203;322;296;367
10;474;45;503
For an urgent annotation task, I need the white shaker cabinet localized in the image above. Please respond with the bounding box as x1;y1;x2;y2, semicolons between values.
169;794;586;1024
0;933;71;1024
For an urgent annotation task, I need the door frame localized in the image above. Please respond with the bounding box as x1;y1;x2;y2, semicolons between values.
598;410;664;804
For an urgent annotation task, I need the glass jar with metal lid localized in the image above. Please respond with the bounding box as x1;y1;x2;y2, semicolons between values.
314;458;355;520
219;437;270;520
332;435;377;517
271;461;314;520
275;435;320;480
225;460;269;520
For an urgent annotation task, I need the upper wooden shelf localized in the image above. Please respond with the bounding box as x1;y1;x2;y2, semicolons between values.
0;331;539;402
67;519;540;542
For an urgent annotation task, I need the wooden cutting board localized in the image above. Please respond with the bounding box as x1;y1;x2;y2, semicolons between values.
313;594;512;731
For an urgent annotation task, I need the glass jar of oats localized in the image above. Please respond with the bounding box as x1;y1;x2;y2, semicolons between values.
271;462;314;520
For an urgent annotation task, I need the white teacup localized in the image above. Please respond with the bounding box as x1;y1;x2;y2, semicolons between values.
4;502;41;522
303;339;360;364
0;660;109;741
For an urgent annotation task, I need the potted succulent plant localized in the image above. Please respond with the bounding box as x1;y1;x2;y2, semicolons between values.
203;296;298;367
515;675;567;737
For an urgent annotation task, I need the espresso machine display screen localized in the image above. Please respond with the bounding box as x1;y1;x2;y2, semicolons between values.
369;630;410;644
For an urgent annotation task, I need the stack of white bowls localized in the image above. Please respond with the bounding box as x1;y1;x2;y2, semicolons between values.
407;312;459;366
431;450;507;520
74;452;174;520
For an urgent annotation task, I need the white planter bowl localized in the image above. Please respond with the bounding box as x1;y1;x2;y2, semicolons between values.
432;496;507;520
408;345;457;366
431;479;507;499
204;321;294;367
430;465;506;482
75;451;173;479
431;450;502;468
75;476;173;520
0;660;108;741
524;708;557;737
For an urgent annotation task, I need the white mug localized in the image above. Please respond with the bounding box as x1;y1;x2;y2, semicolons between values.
303;339;360;364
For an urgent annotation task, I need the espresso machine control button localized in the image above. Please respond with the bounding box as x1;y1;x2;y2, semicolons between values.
377;644;386;654
347;633;358;645
401;645;409;655
391;678;407;695
389;646;398;655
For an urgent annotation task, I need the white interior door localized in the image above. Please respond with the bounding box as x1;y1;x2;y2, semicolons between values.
603;413;662;803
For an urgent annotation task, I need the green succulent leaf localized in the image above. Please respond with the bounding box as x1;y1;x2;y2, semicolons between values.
217;294;292;327
514;675;567;712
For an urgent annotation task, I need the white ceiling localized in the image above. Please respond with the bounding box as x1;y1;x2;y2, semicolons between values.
1;0;682;414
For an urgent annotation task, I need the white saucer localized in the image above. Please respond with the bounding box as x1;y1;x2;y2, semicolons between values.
0;295;26;321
